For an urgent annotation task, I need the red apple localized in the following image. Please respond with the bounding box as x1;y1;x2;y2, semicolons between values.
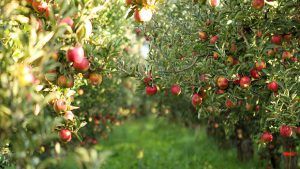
225;99;235;109
135;27;142;35
192;94;203;107
89;73;102;85
294;127;300;135
32;1;48;13
245;103;253;111
280;125;293;137
73;57;90;71
271;34;282;45
255;61;266;70
146;85;158;96
64;111;74;121
250;68;262;79
65;76;74;88
256;30;262;38
67;45;85;63
59;17;74;28
252;0;264;10
227;55;234;65
54;99;67;112
267;49;275;57
216;89;225;94
230;43;237;53
143;76;152;85
199;31;208;41
57;75;67;87
216;76;229;89
290;57;297;62
171;84;181;95
282;51;292;60
134;8;153;22
240;76;251;88
267;81;279;92
260;132;273;143
210;35;219;44
59;129;72;142
283;34;292;43
213;52;219;60
255;105;260;112
125;0;132;5
209;0;220;7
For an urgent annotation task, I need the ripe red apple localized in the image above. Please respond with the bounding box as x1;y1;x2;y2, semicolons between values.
135;27;142;35
73;57;90;71
59;17;74;28
290;57;297;62
32;1;48;13
216;89;225;94
192;94;203;107
255;61;266;70
57;75;73;88
171;84;181;95
230;43;237;53
225;99;235;109
226;55;234;65
267;49;275;57
233;58;239;65
282;51;292;60
57;75;67;87
216;76;229;89
240;76;251;88
210;35;219;44
125;0;132;5
245;103;253;111
208;0;220;7
271;34;282;45
198;31;208;41
279;125;293;137
233;74;241;85
64;111;74;121
143;76;152;85
67;45;85;63
54;99;67;112
44;7;49;18
294;127;300;135
89;73;102;85
283;34;292;43
256;30;262;38
59;129;72;142
267;81;279;92
91;139;97;145
255;105;260;112
252;0;264;10
250;68;262;79
65;76;74;88
134;8;153;22
146;85;158;96
260;132;273;143
213;52;219;60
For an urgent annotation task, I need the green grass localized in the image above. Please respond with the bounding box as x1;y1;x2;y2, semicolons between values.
96;116;259;169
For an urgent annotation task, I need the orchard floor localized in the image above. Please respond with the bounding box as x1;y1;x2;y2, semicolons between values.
96;116;259;169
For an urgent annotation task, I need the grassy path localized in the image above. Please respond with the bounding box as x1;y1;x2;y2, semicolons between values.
97;116;259;169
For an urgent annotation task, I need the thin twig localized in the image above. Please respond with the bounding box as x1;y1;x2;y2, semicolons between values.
240;29;250;49
160;54;204;74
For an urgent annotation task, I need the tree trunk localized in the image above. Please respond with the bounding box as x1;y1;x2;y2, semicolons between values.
283;142;298;169
235;126;254;161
